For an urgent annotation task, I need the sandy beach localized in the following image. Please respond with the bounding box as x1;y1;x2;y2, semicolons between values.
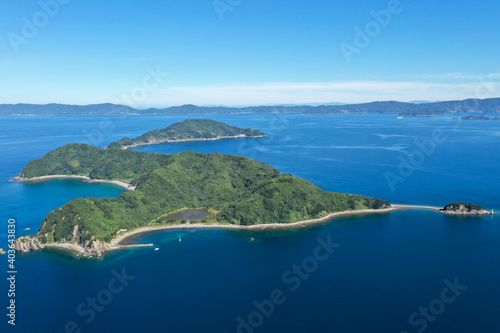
12;175;136;191
111;204;450;247
391;204;442;211
13;205;396;257
15;204;447;257
111;207;397;246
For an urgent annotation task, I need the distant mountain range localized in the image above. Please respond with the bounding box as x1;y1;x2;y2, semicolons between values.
1;98;500;116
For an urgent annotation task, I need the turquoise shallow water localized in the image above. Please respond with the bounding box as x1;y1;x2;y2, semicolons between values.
1;114;499;332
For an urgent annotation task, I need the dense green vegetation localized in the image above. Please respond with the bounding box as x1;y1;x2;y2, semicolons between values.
20;143;170;182
444;202;484;212
302;99;500;116
108;119;265;148
20;145;390;246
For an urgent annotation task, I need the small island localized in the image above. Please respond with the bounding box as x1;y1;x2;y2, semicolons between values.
107;119;266;149
460;116;500;120
440;202;494;215
13;143;390;257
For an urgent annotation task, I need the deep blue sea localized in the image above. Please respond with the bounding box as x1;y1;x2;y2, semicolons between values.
1;114;499;333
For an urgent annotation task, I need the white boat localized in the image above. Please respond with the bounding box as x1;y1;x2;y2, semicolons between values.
154;248;159;251
179;237;182;242
397;116;403;119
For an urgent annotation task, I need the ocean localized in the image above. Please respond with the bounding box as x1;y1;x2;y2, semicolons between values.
1;114;499;332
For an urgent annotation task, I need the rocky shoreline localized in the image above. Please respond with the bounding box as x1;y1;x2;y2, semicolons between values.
119;134;266;149
440;203;494;216
14;203;495;258
14;235;153;258
440;209;494;216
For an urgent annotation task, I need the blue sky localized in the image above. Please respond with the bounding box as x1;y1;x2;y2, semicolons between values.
1;0;499;106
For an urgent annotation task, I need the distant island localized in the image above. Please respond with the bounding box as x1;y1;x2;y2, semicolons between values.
459;116;500;120
107;119;266;149
13;144;391;257
440;202;494;215
2;97;500;117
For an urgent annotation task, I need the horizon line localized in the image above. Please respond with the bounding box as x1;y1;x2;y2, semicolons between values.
2;96;500;109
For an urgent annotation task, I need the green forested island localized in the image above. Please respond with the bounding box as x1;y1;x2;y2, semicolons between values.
107;119;265;149
14;143;390;256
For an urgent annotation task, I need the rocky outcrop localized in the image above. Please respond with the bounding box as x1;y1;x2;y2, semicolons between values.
14;236;44;252
14;235;112;258
89;239;111;257
440;203;494;216
441;209;494;216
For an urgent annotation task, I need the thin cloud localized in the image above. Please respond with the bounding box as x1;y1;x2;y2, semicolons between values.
145;79;500;106
414;72;500;80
